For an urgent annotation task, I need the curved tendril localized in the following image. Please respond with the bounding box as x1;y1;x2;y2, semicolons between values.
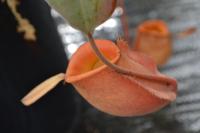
87;33;175;85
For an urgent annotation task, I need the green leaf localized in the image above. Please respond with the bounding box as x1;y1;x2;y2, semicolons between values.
47;0;117;33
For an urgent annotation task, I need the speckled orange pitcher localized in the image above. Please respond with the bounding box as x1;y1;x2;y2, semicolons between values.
66;39;177;116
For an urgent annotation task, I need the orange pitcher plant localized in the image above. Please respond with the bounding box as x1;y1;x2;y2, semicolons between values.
134;20;172;66
21;0;177;117
65;39;177;116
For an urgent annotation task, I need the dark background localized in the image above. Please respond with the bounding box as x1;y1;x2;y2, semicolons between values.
0;1;78;133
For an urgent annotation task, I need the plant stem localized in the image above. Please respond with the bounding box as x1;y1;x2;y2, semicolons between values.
119;0;130;45
88;33;127;74
87;33;175;85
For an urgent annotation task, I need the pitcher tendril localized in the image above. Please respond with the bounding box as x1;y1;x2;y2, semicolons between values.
87;33;175;85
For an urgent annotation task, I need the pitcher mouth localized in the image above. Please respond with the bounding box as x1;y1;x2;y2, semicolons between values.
66;40;120;83
138;20;169;37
